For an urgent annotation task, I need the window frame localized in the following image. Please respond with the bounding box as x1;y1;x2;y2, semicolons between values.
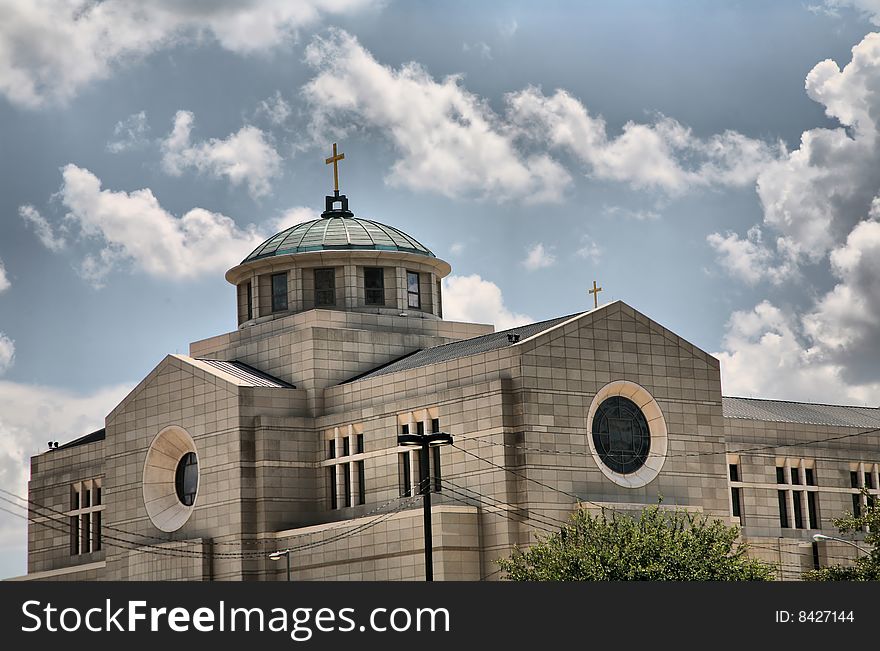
406;270;421;309
314;267;336;307
364;267;385;306
271;272;288;313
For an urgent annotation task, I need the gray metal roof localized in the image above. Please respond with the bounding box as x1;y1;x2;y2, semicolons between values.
722;396;880;428
242;215;434;263
196;359;294;388
345;314;579;383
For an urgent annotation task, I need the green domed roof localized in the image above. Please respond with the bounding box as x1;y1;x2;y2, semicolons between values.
243;215;435;263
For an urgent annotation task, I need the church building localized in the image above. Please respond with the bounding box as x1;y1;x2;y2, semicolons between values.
18;149;880;581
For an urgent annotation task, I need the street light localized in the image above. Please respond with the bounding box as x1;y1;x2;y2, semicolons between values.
270;549;291;581
398;430;453;582
812;533;870;555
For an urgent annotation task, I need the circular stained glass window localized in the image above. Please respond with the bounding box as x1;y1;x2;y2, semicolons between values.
591;396;650;475
174;452;199;506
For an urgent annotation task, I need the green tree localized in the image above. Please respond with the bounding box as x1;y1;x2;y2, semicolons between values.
497;504;775;581
803;493;880;581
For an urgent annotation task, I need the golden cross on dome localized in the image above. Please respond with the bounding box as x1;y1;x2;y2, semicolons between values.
325;143;345;193
588;280;603;309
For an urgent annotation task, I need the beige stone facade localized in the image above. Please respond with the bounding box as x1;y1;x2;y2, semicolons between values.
18;209;880;582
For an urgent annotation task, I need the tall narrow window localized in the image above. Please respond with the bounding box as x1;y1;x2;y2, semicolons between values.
246;281;253;321
432;446;442;493
81;512;91;553
70;515;80;555
851;470;862;517
343;436;350;457
866;473;876;490
436;280;442;318
793;491;804;529
343;463;351;507
314;268;336;307
805;468;816;486
357;460;366;505
93;512;102;552
416;421;425;436
807;492;819;529
729;462;742;519
271;272;288;312
431;418;440;434
776;467;786;484
364;267;385;305
790;467;801;485
70;480;102;556
328;440;335;459
399;452;412;497
356;433;364;454
778;490;789;528
328;466;337;510
407;271;421;309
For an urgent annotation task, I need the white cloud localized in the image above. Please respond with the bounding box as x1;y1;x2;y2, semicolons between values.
160;111;282;198
814;1;880;24
107;110;150;153
576;235;601;261
508;87;782;195
19;204;65;251
498;18;519;39
303;29;572;203
717;204;880;403
0;333;14;374
0;259;9;293
523;242;556;270
462;41;492;60
256;91;293;126
0;379;131;578
0;0;378;107
603;204;661;221
442;274;533;331
57;164;265;284
271;206;319;231
707;225;798;285
449;242;465;255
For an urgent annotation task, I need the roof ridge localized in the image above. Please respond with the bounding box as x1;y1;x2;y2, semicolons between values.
723;395;879;410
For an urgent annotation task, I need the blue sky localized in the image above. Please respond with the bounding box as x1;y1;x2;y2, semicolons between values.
2;0;880;577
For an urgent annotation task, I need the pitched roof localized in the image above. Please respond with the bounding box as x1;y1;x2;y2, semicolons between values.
722;396;880;428
345;313;581;383
186;357;295;388
55;428;105;451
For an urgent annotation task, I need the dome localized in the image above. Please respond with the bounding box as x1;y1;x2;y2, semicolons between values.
242;215;435;263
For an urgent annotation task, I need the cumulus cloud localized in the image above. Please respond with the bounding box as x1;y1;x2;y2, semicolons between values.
523;243;556;270
256;91;293;126
0;259;9;293
160;111;282;198
442;274;533;331
303;30;780;203
576;235;601;262
57;164;265;285
0;333;13;374
271;206;319;231
813;1;880;24
0;0;378;107
19;204;65;251
107;110;150;153
0;379;131;578
303;29;572;203
717;202;880;403
508;87;782;195
707;226;798;285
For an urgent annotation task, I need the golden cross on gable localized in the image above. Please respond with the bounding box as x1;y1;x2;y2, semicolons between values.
325;143;345;193
588;280;603;309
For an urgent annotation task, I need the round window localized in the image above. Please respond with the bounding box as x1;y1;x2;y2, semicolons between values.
175;452;199;506
591;396;650;475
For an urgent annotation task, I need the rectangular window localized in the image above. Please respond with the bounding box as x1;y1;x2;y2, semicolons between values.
778;490;789;528
731;487;742;518
851;470;860;488
314;268;336;307
436;280;442;318
84;488;91;508
246;281;253;321
407;271;421;309
790;467;801;485
81;512;91;553
364;267;385;306
729;464;739;482
329;466;337;510
328;440;335;459
343;463;351;508
776;467;786;484
793;491;804;529
271;273;288;312
853;493;862;517
343;436;350;457
401;424;409;435
95;485;101;505
399;452;412;497
416;421;425;436
356;433;364;454
431;418;440;434
72;489;80;510
807;492;819;529
357;460;366;505
432;446;442;493
805;468;815;486
93;512;102;552
866;473;876;490
70;516;80;555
